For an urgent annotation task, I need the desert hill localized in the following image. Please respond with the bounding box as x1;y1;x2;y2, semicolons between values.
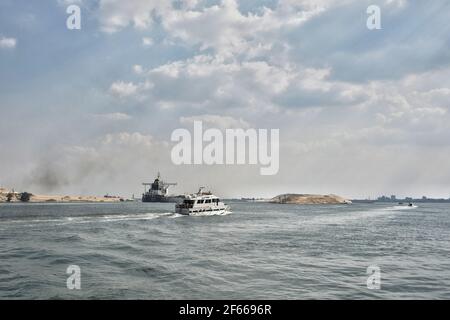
271;194;351;204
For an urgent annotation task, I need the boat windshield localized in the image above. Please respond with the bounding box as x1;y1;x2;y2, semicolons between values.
182;199;195;208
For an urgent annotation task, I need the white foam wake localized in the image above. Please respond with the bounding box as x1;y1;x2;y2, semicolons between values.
385;205;418;211
303;205;417;226
188;210;231;217
0;212;177;227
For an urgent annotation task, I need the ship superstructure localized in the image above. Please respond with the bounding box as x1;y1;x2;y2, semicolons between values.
142;172;180;202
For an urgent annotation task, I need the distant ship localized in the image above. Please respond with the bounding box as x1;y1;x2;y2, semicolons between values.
142;172;183;203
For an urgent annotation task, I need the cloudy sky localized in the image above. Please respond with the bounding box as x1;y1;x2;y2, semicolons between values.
1;0;450;199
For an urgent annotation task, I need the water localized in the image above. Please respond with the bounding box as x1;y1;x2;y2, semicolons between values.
0;201;449;299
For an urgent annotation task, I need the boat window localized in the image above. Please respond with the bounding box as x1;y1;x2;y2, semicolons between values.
183;200;195;208
205;199;211;203
197;200;204;204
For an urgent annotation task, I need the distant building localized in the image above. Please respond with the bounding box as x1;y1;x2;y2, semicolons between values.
371;194;450;203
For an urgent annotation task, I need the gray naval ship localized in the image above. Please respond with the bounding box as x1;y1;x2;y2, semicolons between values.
142;172;184;203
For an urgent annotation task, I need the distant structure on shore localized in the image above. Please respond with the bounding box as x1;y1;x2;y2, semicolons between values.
353;195;450;203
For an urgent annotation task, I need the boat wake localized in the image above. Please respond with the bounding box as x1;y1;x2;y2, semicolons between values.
188;210;232;217
386;205;418;210
99;212;175;222
0;208;234;229
304;204;417;226
0;212;179;228
167;213;184;219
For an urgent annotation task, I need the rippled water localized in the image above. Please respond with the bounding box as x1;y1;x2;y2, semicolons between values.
0;201;449;299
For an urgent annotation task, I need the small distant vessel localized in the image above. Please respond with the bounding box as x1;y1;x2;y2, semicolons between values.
142;172;183;203
175;188;229;216
398;202;414;207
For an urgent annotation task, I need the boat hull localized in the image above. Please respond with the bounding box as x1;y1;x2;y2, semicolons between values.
176;206;229;216
142;195;184;203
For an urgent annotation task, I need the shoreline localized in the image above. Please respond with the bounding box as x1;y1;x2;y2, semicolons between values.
0;188;126;204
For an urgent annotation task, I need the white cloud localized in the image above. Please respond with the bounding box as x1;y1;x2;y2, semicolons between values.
122;53;367;115
180;114;250;129
57;0;83;6
91;112;132;121
162;0;324;57
109;80;153;99
98;0;171;33
385;0;408;8
0;37;17;49
109;81;139;98
133;64;144;74
101;132;155;147
95;0;326;58
142;37;153;47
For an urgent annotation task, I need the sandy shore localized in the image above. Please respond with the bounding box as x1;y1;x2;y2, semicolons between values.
0;188;124;203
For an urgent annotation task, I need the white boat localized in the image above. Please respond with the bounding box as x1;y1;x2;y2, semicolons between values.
175;188;229;216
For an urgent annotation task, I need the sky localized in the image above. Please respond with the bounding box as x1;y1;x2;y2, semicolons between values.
1;0;450;199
